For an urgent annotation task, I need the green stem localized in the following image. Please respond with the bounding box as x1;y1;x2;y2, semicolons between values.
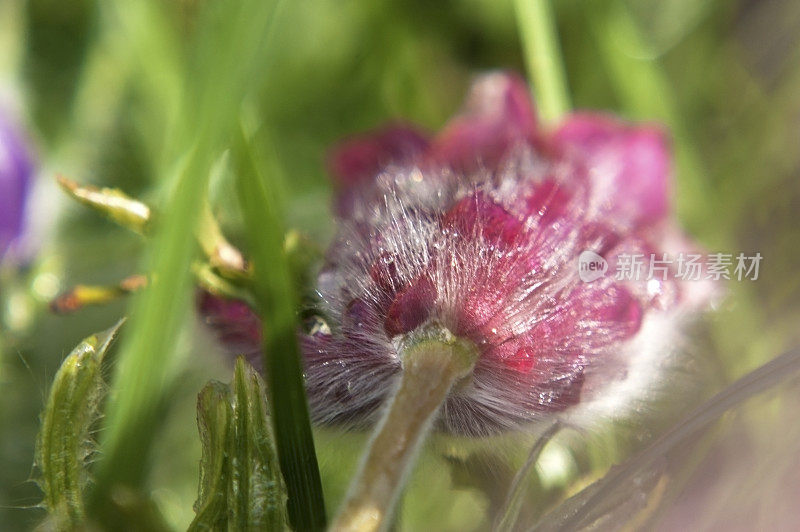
234;126;327;531
513;0;571;125
332;333;478;532
91;138;214;505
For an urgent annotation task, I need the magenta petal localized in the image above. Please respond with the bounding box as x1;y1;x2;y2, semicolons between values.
327;124;429;187
552;280;643;349
553;113;671;228
328;124;429;217
496;281;642;372
442;191;523;247
429;72;537;171
604;236;681;310
453;260;514;334
522;178;574;224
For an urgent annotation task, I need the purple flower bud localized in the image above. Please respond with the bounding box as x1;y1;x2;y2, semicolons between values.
0;108;34;262
199;71;713;436
196;290;262;363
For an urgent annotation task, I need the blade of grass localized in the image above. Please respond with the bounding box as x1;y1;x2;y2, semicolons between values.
234;125;326;531
91;0;284;518
586;0;714;240
513;0;572;125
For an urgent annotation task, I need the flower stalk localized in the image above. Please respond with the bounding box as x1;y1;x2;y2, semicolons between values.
197;201;251;280
234;125;327;530
332;328;478;532
513;0;571;125
50;274;148;314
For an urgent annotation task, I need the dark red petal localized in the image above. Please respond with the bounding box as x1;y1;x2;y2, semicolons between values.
327;124;429;187
196;290;262;356
504;342;539;373
384;275;437;336
369;252;403;295
429;72;537;172
442;191;524;247
553;113;671;229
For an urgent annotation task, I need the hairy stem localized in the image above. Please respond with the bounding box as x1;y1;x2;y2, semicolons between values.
513;0;571;125
332;334;478;532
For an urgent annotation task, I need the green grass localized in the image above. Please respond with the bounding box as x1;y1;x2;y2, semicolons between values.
235;126;326;530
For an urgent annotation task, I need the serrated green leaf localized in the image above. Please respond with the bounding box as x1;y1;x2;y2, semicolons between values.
189;358;289;531
35;320;123;530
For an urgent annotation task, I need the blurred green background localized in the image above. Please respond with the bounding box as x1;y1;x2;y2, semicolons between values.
1;0;799;530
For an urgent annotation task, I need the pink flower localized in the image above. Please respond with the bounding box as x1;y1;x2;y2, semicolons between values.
200;72;712;436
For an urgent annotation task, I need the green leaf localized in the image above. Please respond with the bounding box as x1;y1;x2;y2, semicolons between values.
189;358;289;531
35;320;123;529
234;126;326;530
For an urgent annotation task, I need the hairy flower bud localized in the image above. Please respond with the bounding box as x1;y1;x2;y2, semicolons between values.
200;72;713;436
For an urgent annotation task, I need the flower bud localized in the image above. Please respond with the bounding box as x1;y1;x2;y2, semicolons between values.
190;357;289;530
306;72;712;436
199;72;714;437
35;321;123;528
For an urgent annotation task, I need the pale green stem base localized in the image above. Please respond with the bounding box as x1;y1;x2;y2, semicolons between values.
331;335;478;532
